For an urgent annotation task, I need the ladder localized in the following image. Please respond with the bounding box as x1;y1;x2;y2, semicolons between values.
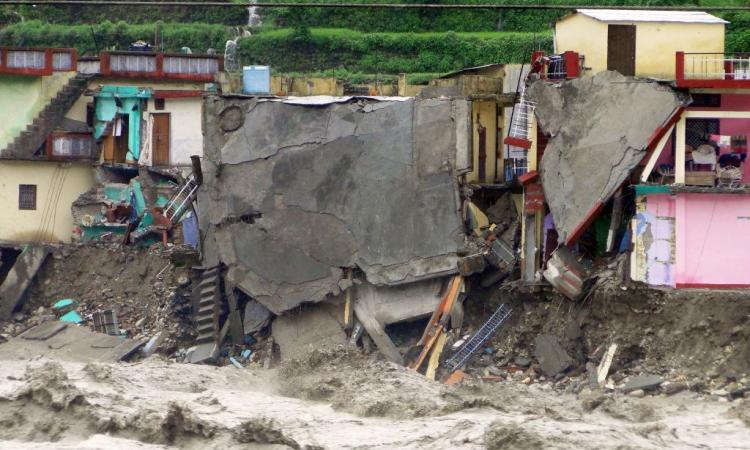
444;303;512;372
164;173;200;225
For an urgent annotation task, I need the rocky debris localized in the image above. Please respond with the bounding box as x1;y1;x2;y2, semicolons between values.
534;334;573;377
7;243;196;356
232;419;301;449
484;421;543;450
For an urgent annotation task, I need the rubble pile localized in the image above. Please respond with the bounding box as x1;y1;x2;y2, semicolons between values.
2;243;196;354
455;276;750;401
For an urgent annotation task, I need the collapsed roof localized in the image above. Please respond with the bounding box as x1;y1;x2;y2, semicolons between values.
528;71;684;245
200;96;471;314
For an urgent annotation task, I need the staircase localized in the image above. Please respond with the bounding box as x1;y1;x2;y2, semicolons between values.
1;74;92;159
187;265;223;363
164;173;200;225
443;303;513;372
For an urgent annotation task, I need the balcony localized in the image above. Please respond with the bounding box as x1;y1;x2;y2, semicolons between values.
0;47;77;76
676;51;750;88
100;51;223;82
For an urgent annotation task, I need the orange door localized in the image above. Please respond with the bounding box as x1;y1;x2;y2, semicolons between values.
152;113;170;166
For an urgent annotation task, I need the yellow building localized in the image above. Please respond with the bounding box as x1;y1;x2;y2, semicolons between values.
555;9;726;79
0;161;95;244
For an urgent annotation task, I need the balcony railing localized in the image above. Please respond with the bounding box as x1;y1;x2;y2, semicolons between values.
100;51;223;81
676;51;750;88
0;47;77;76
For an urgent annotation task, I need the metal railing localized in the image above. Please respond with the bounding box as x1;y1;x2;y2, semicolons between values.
507;88;536;142
101;51;223;81
677;52;750;87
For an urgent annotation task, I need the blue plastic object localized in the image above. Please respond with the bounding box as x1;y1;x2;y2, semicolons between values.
243;66;270;94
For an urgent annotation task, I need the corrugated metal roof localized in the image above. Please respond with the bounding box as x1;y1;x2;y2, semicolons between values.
575;9;729;24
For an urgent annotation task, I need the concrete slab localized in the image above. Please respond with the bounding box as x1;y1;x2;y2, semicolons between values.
19;321;67;341
623;374;664;393
528;72;684;244
0;324;144;363
200;96;467;314
272;304;347;361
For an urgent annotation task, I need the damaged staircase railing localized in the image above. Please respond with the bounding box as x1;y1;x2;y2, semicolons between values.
444;303;513;372
165;155;204;226
503;86;536;150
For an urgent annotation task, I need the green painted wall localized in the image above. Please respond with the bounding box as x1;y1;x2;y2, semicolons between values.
0;73;75;151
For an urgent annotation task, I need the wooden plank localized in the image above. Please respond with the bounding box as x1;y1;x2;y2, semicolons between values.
425;332;447;381
640;124;675;183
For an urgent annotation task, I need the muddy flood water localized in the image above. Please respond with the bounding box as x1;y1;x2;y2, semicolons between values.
0;353;748;450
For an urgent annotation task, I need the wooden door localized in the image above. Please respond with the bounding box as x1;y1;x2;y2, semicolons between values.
152;113;170;166
607;25;636;76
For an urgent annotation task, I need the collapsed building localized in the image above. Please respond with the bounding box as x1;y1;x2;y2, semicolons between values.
195;95;486;363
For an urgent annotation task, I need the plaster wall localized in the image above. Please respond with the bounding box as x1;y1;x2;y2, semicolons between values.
0;73;75;150
556;14;725;79
467;100;498;183
674;193;750;287
0;161;95;244
65;79;206;165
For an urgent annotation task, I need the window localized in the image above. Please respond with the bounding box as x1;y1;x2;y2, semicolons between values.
51;135;94;158
18;185;36;211
691;94;721;108
155;98;166;110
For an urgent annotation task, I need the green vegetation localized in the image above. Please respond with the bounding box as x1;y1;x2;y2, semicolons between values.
239;28;552;73
0;21;233;54
0;0;247;25
2;1;750;76
261;0;717;32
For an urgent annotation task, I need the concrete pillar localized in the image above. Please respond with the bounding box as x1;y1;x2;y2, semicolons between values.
675;116;686;184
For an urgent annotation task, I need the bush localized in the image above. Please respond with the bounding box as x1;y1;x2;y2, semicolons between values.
238;28;552;74
0;21;234;55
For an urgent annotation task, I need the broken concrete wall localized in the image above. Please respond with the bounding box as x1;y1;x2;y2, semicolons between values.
632;194;676;287
201;96;469;314
527;71;683;244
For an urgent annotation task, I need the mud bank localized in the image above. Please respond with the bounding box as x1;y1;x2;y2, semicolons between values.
465;278;750;395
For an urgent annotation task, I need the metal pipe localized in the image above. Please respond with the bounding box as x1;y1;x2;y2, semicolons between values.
1;1;750;10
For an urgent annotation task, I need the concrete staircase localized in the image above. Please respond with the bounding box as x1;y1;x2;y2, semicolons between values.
1;74;92;159
187;265;223;363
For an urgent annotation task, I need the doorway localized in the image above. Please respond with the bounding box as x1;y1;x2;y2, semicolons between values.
152;113;171;166
607;24;636;76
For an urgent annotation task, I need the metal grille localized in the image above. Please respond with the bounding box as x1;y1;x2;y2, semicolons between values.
7;50;45;69
163;56;219;75
52;136;94;157
18;184;37;210
444;304;513;372
110;54;156;73
52;52;72;71
507;87;536;141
